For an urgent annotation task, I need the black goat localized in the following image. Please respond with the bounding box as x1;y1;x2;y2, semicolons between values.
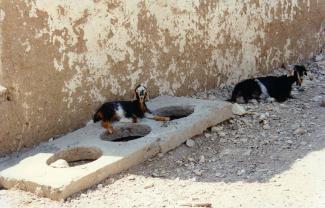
228;65;308;103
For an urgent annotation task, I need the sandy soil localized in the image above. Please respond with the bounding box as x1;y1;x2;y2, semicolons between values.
1;57;325;208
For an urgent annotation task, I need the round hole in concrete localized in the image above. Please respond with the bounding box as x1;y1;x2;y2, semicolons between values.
100;123;151;142
153;105;194;120
47;147;102;167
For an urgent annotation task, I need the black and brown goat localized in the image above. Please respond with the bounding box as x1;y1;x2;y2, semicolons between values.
93;84;170;134
227;65;308;103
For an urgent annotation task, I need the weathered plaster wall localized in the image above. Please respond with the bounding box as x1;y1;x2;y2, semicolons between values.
0;0;324;155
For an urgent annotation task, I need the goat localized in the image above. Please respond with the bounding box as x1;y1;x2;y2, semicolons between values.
93;84;170;134
227;65;308;103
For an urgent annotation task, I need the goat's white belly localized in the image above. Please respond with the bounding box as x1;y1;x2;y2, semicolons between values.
255;79;270;99
116;104;133;123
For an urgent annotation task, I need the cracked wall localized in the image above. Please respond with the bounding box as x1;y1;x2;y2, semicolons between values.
0;0;324;155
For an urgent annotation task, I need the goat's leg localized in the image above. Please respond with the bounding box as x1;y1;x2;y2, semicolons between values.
288;94;296;99
145;113;170;122
102;120;114;134
132;116;138;123
153;115;170;122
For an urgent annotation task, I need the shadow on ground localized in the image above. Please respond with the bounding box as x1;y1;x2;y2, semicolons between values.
104;83;325;185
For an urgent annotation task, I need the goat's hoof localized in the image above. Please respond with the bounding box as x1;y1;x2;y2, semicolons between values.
106;129;113;134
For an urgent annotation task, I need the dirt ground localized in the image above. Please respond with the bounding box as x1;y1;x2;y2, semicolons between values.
1;57;325;208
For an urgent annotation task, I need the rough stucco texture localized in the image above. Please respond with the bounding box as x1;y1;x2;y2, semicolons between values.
0;0;324;155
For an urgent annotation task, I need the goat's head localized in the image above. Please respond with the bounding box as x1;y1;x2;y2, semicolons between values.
134;84;148;103
294;65;308;86
288;65;308;86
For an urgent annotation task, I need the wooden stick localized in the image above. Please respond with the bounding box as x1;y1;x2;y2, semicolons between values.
179;203;212;207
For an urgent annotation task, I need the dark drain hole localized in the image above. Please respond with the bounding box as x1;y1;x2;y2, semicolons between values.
111;135;144;142
153;105;195;120
47;147;102;168
101;124;151;142
68;159;97;167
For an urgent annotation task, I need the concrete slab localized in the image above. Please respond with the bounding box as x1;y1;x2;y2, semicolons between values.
0;96;232;200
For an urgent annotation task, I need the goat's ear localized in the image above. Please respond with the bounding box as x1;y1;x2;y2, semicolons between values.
134;91;138;100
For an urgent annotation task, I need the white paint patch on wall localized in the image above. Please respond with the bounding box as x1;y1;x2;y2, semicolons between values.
0;9;5;79
20;0;320;107
20;39;31;53
284;39;293;61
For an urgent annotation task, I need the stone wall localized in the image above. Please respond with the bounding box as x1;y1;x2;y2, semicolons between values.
0;0;324;155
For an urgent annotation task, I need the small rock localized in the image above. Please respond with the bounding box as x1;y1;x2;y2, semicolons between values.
188;157;195;162
241;118;251;126
280;104;287;108
249;99;258;104
220;148;251;156
220;138;227;143
50;159;69;168
270;135;278;140
152;172;162;178
215;172;225;178
315;53;325;62
240;138;248;143
186;139;195;147
266;97;275;103
193;169;203;176
176;160;183;165
256;168;268;173
242;149;252;156
152;169;166;177
209;95;217;100
232;103;247;116
144;183;154;189
294;128;306;135
287;140;293;145
205;133;212;138
259;113;269;121
199;155;205;163
311;95;323;102
218;132;226;137
211;126;223;132
263;124;270;130
308;73;315;81
127;175;136;180
97;184;103;189
291;123;300;130
189;177;197;182
237;169;246;176
320;97;325;107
